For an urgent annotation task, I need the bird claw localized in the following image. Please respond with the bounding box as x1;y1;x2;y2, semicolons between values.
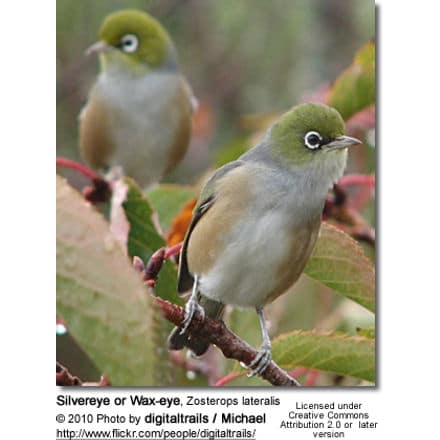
180;296;205;335
247;345;272;378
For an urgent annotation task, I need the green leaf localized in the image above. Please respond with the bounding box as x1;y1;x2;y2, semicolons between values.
304;222;375;312
121;178;181;306
272;330;375;382
328;40;375;120
147;184;196;232
122;178;165;262
56;176;154;385
121;178;183;385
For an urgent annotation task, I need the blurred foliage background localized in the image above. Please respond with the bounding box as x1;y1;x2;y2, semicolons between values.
57;0;375;386
57;0;374;181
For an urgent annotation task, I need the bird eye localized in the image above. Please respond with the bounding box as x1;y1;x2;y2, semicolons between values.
120;34;139;53
304;131;322;150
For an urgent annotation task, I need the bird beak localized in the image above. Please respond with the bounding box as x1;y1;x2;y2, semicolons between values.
324;135;362;150
85;41;111;56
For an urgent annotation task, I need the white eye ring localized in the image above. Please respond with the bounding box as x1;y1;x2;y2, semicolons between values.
120;34;139;53
304;131;322;150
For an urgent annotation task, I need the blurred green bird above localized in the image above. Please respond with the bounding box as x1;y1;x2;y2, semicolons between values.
168;102;361;377
79;9;196;188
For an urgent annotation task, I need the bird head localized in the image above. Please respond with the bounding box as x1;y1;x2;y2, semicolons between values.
270;102;361;170
86;10;176;74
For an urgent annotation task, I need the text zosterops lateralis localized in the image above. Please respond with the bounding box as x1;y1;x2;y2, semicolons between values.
79;10;196;188
168;103;361;377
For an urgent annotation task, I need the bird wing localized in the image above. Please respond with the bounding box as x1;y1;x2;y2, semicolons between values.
79;88;115;170
177;160;245;293
180;77;198;113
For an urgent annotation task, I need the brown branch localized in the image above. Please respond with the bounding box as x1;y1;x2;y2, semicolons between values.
152;295;300;386
133;245;182;288
133;247;300;386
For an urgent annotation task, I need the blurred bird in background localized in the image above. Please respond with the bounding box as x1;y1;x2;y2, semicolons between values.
79;10;196;188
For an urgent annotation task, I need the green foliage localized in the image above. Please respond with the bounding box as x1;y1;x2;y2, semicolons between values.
272;330;375;382
328;41;375;120
122;178;182;306
305;222;375;312
147;184;195;232
56;0;374;166
56;174;375;385
122;179;187;384
56;176;155;385
122;178;164;263
215;137;250;167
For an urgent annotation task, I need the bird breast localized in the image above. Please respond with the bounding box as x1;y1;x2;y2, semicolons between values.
190;166;322;308
82;70;193;187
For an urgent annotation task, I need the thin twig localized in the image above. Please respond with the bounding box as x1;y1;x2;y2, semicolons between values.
56;157;101;181
164;242;183;259
56;157;111;203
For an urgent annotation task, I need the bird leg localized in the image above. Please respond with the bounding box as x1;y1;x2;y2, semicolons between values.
180;275;205;334
247;306;272;377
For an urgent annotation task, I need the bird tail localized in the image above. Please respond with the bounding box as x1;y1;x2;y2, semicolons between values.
167;297;224;357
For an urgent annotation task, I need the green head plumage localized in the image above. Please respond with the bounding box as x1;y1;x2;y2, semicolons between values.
270;103;359;166
95;10;175;70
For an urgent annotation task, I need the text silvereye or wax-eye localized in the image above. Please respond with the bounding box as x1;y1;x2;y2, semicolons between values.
168;103;361;377
79;10;196;188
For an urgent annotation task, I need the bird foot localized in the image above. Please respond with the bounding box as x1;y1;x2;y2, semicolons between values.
180;296;205;335
247;344;272;378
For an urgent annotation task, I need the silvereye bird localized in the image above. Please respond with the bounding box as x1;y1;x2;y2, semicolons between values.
79;10;196;188
168;103;361;377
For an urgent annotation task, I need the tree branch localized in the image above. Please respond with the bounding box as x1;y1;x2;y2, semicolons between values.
152;295;300;386
133;246;300;386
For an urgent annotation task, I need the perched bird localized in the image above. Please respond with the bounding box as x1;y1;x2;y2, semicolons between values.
168;103;361;376
79;10;196;188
